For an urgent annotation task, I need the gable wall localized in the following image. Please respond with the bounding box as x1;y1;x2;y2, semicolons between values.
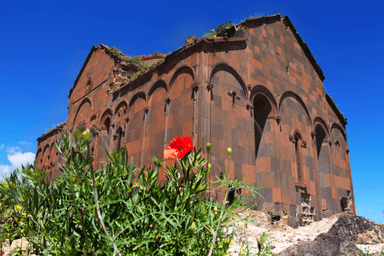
67;47;115;130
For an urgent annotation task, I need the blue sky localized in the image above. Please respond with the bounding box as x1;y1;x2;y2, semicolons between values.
1;0;383;223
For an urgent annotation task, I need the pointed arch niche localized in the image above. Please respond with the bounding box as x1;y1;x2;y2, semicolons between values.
292;130;304;184
209;63;248;181
147;80;168;164
97;110;113;166
73;98;92;130
315;122;334;215
253;93;275;209
127;92;147;166
254;93;273;160
168;66;195;144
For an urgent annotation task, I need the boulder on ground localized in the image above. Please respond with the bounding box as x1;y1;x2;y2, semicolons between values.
280;233;361;256
327;215;384;244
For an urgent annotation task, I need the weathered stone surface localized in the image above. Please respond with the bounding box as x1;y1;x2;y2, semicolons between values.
279;215;384;256
281;234;360;256
327;215;384;244
280;233;361;256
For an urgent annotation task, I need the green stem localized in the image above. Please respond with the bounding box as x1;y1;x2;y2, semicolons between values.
208;154;231;256
89;144;121;256
68;171;95;255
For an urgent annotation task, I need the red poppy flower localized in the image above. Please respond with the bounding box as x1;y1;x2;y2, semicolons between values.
164;136;193;159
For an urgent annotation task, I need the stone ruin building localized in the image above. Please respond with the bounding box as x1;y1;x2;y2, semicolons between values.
34;14;355;227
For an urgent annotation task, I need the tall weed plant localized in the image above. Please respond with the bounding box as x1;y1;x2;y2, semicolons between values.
0;129;261;255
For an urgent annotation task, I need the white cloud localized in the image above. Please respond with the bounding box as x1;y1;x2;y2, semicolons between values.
8;152;36;167
6;146;21;154
0;144;4;150
18;141;32;146
0;149;35;180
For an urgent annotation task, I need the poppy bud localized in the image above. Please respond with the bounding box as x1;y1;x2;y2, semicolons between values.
227;148;232;157
208;163;212;170
83;129;91;140
206;143;211;154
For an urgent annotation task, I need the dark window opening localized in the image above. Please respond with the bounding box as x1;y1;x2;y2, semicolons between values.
294;133;302;182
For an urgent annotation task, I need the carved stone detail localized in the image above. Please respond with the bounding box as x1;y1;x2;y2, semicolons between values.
85;77;93;93
191;82;199;91
185;35;198;46
110;66;136;89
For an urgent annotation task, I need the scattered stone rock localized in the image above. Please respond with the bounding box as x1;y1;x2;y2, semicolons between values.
280;233;361;256
2;238;32;256
327;215;384;244
227;210;384;256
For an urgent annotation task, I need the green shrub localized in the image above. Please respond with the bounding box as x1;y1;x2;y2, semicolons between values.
0;129;261;255
204;21;233;38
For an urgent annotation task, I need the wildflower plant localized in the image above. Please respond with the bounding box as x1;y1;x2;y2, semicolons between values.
0;129;263;255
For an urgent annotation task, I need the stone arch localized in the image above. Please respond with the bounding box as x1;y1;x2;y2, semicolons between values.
129;92;146;113
253;93;273;159
46;143;57;178
313;116;329;134
42;144;50;170
313;116;330;158
148;79;168;103
49;142;55;163
210;62;248;100
250;85;278;116
330;122;347;162
114;100;128;128
89;125;99;162
35;148;43;169
97;108;113;163
145;79;168;164
73;97;93;129
279;91;314;200
330;122;347;142
329;120;350;214
114;100;128;116
291;129;304;183
99;108;113;134
169;65;195;89
314;120;333;215
167;64;195;142
253;91;277;208
126;91;147;166
115;126;124;150
314;124;328;158
279;91;312;128
209;62;248;183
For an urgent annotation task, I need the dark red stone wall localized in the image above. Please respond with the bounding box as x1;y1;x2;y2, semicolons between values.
35;15;355;227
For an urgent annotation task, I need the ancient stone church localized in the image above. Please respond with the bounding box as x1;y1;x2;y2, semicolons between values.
35;14;355;227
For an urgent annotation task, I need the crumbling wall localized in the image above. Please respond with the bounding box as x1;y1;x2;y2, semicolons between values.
340;191;352;214
300;193;315;226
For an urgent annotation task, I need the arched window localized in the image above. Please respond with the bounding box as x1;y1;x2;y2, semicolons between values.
253;94;272;158
294;132;302;183
116;127;123;149
104;117;111;135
